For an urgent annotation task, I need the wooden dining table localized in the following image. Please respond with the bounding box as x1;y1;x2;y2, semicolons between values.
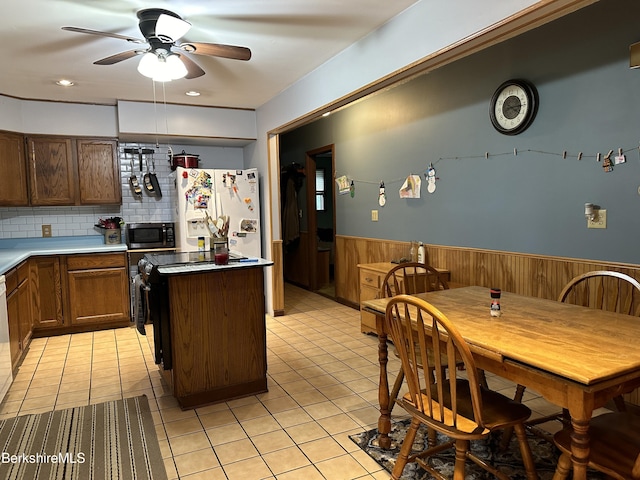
363;285;640;480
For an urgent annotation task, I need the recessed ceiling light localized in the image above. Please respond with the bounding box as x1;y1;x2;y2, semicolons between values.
322;111;331;117
185;90;200;97
56;79;75;87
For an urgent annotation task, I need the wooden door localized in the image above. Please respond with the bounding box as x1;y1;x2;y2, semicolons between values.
0;131;29;206
30;257;64;328
67;267;129;325
16;262;32;349
77;138;121;205
6;287;20;368
27;136;76;205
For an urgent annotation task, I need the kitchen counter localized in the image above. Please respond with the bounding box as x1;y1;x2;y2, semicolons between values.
0;236;127;274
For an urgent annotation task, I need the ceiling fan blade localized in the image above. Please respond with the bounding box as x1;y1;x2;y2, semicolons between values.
62;26;145;44
176;54;205;79
179;42;251;61
94;50;143;65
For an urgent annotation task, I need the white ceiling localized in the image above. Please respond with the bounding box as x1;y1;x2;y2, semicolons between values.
1;0;419;110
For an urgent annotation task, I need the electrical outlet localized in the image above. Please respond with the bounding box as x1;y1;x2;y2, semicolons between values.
587;209;607;229
42;224;52;237
371;210;378;222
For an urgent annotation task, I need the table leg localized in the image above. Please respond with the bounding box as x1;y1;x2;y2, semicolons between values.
376;315;391;449
568;414;590;480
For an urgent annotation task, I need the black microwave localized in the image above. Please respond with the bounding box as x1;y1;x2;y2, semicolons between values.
126;222;175;249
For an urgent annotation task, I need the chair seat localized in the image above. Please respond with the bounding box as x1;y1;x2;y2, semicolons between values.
402;379;532;436
554;412;640;479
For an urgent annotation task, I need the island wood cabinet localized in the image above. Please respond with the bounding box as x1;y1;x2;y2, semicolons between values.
25;135;121;206
357;262;451;334
0;131;29;206
66;253;129;327
30;256;64;329
159;265;268;408
6;261;32;369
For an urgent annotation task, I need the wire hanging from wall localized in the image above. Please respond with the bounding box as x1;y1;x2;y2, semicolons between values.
337;143;639;189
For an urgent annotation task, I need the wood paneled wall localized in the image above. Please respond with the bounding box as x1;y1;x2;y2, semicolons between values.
271;240;285;316
335;234;640;405
336;235;640;305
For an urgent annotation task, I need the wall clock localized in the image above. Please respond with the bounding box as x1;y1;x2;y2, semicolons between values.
489;79;538;135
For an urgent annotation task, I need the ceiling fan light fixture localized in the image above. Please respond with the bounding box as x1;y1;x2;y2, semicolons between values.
137;52;187;82
156;13;191;42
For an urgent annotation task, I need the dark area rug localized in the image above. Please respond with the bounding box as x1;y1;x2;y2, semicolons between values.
0;395;167;480
350;419;605;479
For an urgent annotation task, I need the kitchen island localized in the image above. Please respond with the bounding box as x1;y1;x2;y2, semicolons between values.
143;252;273;409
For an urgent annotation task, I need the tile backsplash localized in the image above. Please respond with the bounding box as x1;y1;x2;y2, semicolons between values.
0;142;176;239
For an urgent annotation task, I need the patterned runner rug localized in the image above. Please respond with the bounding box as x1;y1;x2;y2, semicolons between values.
0;395;167;480
350;419;605;480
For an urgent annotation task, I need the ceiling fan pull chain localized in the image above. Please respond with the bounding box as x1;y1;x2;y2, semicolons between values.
152;79;159;148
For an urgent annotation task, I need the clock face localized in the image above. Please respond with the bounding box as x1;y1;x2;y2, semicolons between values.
489;80;537;135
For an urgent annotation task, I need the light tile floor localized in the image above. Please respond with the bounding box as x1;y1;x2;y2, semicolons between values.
0;283;565;479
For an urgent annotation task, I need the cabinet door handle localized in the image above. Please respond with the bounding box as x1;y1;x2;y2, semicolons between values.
365;276;373;283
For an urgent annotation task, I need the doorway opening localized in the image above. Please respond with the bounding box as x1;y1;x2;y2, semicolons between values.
281;145;336;299
307;146;336;299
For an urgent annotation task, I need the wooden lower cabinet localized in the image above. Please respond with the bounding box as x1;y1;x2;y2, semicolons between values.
30;252;130;335
6;261;32;369
30;256;63;328
66;253;130;327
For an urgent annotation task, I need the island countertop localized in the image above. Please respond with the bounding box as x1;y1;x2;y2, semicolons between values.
0;236;127;274
156;257;273;275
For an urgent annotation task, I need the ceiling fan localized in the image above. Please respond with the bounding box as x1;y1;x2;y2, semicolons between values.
62;8;251;80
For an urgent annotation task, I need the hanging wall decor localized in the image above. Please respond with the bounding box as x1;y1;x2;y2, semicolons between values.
399;174;421;199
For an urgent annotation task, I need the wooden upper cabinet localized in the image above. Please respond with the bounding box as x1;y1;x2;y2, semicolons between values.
24;135;121;206
77;138;121;205
0;131;29;206
27;136;76;206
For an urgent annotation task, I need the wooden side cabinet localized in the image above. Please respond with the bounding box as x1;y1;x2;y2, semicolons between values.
0;131;29;206
66;253;130;326
357;262;452;335
27;136;77;206
30;256;64;328
358;263;385;335
77;138;121;205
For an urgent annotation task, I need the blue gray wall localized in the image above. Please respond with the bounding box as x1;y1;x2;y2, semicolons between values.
280;0;640;265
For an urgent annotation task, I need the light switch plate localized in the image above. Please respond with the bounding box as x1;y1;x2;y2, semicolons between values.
587;209;606;229
371;210;378;222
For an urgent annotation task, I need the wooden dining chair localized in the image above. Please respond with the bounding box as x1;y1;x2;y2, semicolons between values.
501;270;640;450
385;295;538;480
552;412;640;479
381;262;449;298
380;263;457;414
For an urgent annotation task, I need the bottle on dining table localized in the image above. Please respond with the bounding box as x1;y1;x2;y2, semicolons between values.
490;288;501;317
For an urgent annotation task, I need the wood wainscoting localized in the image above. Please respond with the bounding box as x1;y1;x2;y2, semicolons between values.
271;240;285;316
334;234;640;406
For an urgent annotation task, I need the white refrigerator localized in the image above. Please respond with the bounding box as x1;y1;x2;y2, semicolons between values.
174;166;261;258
